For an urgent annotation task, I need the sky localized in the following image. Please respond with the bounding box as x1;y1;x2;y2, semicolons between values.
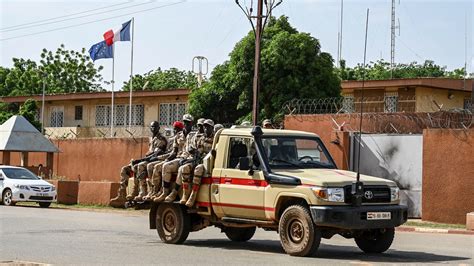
0;0;473;91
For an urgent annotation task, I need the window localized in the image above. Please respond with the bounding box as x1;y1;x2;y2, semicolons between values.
75;106;83;120
50;106;64;127
159;103;187;126
342;95;354;113
95;104;144;127
464;98;472;110
227;137;259;169
384;92;398;113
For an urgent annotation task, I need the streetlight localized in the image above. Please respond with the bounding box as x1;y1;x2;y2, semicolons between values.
235;0;282;126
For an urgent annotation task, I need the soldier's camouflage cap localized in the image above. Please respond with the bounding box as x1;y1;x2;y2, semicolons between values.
183;114;194;122
214;123;224;131
197;118;205;125
204;119;214;127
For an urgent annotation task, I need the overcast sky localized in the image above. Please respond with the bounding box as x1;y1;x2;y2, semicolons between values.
1;0;473;91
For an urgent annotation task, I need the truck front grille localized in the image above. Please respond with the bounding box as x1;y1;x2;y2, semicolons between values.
344;185;391;204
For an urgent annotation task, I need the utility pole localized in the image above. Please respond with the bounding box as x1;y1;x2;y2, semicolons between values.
192;56;208;87
235;0;282;126
41;72;46;133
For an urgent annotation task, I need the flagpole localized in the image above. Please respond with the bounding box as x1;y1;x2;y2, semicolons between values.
129;17;134;130
111;43;115;138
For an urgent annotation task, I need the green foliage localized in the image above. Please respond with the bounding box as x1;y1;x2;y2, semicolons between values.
18;99;42;131
189;16;341;124
0;44;103;97
122;67;198;91
339;59;468;81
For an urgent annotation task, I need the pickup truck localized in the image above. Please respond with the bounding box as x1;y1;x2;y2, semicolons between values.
149;126;407;257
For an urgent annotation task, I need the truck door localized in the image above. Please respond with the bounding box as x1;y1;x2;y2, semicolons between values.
217;137;267;220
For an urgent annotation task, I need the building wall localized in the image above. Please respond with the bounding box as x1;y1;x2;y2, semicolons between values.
415;87;469;112
422;128;474;225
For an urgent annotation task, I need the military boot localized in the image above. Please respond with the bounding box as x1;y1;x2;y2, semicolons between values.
134;180;148;201
186;178;201;208
143;186;159;201
154;187;169;203
179;182;191;205
151;186;163;201
126;180;139;201
109;188;127;208
164;188;179;202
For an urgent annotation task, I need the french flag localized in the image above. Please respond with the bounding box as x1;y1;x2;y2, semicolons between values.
103;20;131;46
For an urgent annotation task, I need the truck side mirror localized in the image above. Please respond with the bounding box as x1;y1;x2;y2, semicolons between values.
238;157;250;171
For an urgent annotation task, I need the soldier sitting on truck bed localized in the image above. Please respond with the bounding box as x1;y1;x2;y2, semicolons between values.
154;114;195;202
143;121;184;201
184;119;215;207
109;121;166;208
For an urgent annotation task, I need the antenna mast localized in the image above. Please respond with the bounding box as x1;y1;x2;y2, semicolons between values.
390;0;400;79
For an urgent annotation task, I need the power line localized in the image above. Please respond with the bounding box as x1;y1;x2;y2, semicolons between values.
0;0;158;33
0;1;133;31
0;1;186;42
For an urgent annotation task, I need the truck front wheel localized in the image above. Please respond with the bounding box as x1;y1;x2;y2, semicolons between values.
156;203;191;244
279;205;321;257
224;226;256;242
354;228;395;253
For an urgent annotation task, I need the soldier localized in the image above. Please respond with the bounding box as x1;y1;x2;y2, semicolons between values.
185;119;214;207
262;119;273;129
109;121;166;207
154;114;195;203
214;123;224;133
143;121;184;201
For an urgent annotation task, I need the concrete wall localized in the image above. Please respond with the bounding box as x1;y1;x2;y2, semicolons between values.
351;134;423;217
422;129;474;224
2;138;149;182
415;87;470;112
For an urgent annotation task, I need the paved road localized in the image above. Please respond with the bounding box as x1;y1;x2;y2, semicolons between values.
1;205;473;265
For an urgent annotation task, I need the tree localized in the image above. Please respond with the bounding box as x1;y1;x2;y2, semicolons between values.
0;44;103;97
122;67;198;91
339;59;468;81
0;99;41;131
188;16;341;124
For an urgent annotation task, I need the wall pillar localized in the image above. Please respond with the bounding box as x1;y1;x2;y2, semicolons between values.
20;152;29;167
2;151;11;165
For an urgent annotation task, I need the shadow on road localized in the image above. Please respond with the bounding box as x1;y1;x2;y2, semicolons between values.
184;239;470;263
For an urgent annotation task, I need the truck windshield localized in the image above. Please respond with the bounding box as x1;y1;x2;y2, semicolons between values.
261;136;336;169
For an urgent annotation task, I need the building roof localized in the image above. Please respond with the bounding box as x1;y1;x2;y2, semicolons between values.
0;89;190;103
341;78;473;92
0;115;59;152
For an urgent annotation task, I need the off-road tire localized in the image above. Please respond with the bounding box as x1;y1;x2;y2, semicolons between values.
156;203;191;244
355;228;395;253
279;205;321;257
224;226;256;242
39;202;51;208
2;189;15;206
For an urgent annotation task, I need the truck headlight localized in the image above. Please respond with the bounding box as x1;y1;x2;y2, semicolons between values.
390;187;399;201
312;187;345;203
14;184;29;190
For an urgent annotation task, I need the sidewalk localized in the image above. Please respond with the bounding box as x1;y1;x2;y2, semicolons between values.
397;219;474;235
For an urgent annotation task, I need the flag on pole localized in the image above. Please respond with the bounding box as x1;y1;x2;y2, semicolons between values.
103;20;131;46
88;41;113;61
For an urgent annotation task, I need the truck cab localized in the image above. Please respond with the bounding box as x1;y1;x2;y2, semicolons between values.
150;127;407;257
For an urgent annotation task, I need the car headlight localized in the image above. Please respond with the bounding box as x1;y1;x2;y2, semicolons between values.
390;187;399;201
51;186;56;191
312;187;345;202
14;184;29;190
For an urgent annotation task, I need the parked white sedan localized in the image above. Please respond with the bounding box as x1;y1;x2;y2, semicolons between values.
0;166;57;208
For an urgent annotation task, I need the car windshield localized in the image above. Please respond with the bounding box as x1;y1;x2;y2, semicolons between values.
2;168;40;180
261;136;336;169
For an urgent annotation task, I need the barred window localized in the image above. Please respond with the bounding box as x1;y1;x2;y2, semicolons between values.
75;106;83;120
342;95;354;113
95;104;144;127
95;105;110;126
129;104;144;126
50;106;64;127
464;98;472;110
159;103;187;126
384;92;398;113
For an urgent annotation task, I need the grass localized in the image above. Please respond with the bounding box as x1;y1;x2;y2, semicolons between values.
405;219;466;230
14;201;148;214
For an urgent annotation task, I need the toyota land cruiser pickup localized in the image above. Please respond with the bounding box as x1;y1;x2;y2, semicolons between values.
149;127;407;257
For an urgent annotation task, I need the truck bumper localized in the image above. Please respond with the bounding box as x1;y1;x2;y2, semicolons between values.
310;205;408;230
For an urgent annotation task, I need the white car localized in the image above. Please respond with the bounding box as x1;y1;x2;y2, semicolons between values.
0;166;57;208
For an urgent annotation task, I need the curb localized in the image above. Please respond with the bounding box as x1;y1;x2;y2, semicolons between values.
397;226;474;235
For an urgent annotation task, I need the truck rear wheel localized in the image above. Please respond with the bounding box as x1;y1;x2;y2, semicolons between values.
156;203;191;244
355;228;395;253
224;226;256;242
279;205;321;257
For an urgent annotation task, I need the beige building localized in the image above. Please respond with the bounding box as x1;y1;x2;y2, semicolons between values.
341;78;473;113
0;89;189;138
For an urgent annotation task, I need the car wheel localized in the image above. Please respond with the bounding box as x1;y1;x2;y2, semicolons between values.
39;202;51;208
224;226;256;242
156;203;191;244
355;228;395;253
2;189;16;206
279;205;321;257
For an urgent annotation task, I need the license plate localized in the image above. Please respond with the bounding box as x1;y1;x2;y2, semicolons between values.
367;212;391;220
36;193;49;197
